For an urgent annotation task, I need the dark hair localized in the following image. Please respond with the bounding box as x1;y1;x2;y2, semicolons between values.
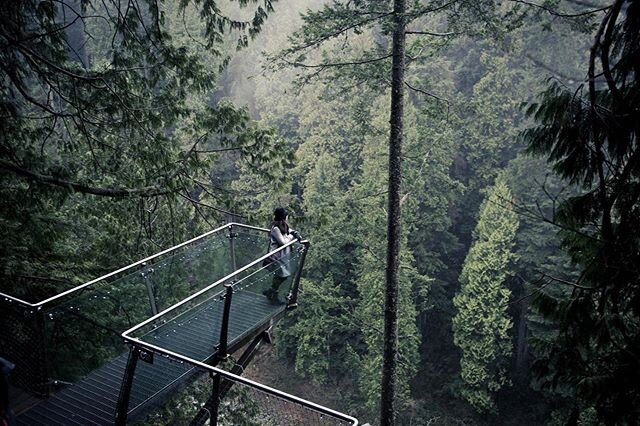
273;207;288;221
271;207;289;234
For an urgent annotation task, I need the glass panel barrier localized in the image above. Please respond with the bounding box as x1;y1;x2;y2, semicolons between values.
42;267;148;382
0;300;48;395
2;224;349;425
121;342;358;426
131;359;358;426
37;225;266;385
217;382;357;426
147;231;231;312
122;243;304;417
233;227;272;269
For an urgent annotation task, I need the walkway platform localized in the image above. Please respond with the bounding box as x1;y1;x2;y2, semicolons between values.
17;291;285;425
3;224;356;425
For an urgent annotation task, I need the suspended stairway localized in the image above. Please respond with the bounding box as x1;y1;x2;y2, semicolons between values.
0;223;358;425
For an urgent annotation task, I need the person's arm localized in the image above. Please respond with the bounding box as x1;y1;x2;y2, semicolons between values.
270;226;289;246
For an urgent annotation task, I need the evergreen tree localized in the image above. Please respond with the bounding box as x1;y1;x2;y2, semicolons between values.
380;0;407;423
504;154;578;383
349;96;423;418
452;176;519;412
0;0;284;297
522;1;640;423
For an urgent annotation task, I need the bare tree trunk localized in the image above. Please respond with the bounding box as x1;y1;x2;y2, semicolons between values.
380;0;406;425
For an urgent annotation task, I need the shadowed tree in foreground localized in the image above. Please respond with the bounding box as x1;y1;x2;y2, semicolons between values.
523;1;640;423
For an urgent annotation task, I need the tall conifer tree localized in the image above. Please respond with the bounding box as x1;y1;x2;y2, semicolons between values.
453;177;519;412
381;0;406;424
523;1;640;422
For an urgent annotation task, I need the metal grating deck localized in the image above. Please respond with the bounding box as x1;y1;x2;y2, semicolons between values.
16;289;285;425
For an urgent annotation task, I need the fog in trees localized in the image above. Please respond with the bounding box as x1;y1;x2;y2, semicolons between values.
1;1;637;425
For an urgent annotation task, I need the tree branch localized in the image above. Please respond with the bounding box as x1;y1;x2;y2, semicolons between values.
509;0;611;17
404;81;450;105
177;191;246;217
600;0;624;104
566;0;604;7
407;0;461;21
288;11;393;53
0;63;73;117
544;273;598;290
0;159;170;197
523;53;576;81
288;53;393;69
405;30;458;36
0;28;99;82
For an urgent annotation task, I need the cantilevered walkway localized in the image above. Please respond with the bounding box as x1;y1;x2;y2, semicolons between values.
1;224;357;425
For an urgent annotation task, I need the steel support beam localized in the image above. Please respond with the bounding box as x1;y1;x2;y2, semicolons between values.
114;347;141;426
189;330;271;426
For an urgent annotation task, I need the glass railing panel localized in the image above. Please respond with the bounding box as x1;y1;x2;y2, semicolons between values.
232;244;303;312
232;227;271;269
122;242;303;413
216;383;357;426
38;225;268;385
0;300;48;395
133;363;358;425
136;286;227;359
135;363;211;425
42;267;148;382
146;232;231;312
125;289;227;414
123;346;358;425
127;351;197;417
128;241;304;351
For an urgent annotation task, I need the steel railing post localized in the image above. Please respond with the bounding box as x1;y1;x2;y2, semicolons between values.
287;240;309;309
115;346;141;425
35;307;50;397
210;371;221;426
142;265;158;316
217;284;234;361
228;225;238;274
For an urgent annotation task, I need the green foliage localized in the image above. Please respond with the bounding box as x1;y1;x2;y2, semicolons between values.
229;2;600;421
0;0;287;300
278;278;358;384
462;53;524;185
521;2;640;423
0;0;621;422
453;177;519;412
355;253;422;413
506;155;575;281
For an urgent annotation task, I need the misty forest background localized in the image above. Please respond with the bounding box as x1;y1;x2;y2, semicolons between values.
1;0;639;425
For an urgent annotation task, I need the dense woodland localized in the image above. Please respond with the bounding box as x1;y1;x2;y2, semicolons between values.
1;0;638;425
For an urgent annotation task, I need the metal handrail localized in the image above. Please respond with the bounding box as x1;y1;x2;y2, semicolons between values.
121;237;301;338
0;222;267;309
4;223;357;424
122;336;359;425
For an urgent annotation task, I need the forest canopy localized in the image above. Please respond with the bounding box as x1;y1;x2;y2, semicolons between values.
0;0;290;299
1;0;638;425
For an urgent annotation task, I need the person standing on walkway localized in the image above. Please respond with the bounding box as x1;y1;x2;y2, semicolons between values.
264;207;299;304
